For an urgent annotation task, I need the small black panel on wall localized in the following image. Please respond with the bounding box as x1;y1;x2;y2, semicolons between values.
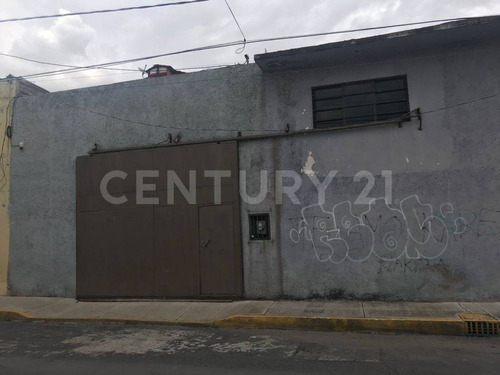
249;213;270;240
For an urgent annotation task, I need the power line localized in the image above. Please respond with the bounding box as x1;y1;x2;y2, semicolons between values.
31;71;139;82
12;14;499;82
244;16;488;45
6;74;499;152
224;0;245;40
0;0;209;24
14;15;482;80
0;51;232;77
18;40;244;79
421;92;500;114
55;88;500;134
0;96;19;192
29;63;234;82
179;63;235;70
224;0;246;54
0;69;253;98
56;99;277;133
0;52;138;72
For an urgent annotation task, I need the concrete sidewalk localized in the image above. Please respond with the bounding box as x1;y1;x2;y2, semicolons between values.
1;296;499;335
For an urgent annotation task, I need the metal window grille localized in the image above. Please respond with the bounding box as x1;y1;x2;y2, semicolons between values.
249;213;271;240
312;75;410;128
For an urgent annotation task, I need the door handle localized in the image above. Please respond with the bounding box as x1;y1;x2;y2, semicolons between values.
201;239;211;248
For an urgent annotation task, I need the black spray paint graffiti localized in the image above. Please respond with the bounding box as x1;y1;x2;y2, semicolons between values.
289;195;499;264
377;258;447;274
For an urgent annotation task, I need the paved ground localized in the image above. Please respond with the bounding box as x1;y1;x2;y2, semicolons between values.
0;321;499;374
1;296;499;321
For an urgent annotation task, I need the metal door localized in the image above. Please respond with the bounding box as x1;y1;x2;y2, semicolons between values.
199;205;237;295
76;149;155;298
76;141;242;299
153;205;200;297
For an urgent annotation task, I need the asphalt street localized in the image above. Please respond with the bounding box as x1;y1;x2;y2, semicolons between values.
0;321;499;374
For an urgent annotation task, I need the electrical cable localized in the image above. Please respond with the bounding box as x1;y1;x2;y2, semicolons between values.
28;63;235;82
243;16;479;45
0;52;138;72
56;99;278;133
0;69;252;99
0;0;209;24
20;44;497;94
223;0;245;41
223;0;246;54
18;40;243;79
3;87;498;165
10;15;489;80
49;89;500;139
0;96;18;192
420;92;500;114
30;71;139;82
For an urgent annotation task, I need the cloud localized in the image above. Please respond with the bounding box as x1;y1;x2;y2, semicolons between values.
10;9;97;61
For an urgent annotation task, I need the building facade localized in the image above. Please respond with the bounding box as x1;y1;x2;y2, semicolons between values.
0;78;47;295
6;17;500;300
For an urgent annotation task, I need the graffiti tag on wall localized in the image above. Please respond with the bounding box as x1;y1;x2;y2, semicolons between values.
289;196;499;264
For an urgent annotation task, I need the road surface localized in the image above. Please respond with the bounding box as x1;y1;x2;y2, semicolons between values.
0;321;499;374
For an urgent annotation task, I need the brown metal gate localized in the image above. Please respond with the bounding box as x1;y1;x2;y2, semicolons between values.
76;142;242;299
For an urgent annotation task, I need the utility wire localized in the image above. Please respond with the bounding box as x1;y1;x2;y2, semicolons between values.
51;85;500;135
5;84;498;161
18;40;243;79
0;96;18;192
223;0;246;54
12;15;482;80
48;88;500;136
0;0;209;24
178;63;235;70
0;70;254;99
0;52;138;72
29;63;234;82
0;51;233;79
32;71;139;82
57;99;277;133
421;92;500;114
245;16;492;45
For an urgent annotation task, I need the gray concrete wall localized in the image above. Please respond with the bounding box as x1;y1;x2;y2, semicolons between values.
8;65;268;296
8;41;500;300
247;41;500;301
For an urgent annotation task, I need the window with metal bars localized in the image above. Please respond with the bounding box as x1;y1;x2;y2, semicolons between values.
312;75;410;128
249;213;271;240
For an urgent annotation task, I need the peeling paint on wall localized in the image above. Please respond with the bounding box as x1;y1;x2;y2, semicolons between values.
300;151;318;176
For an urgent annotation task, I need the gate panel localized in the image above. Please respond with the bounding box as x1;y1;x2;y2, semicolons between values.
76;141;242;299
153;205;199;297
76;208;155;297
199;204;236;295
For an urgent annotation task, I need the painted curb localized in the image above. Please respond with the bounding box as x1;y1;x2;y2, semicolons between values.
214;315;467;336
0;309;469;335
0;311;210;328
0;310;33;321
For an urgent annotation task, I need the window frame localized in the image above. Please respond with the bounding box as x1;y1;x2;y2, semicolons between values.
311;75;410;129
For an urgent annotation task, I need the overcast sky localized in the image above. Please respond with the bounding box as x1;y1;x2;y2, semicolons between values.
0;0;499;92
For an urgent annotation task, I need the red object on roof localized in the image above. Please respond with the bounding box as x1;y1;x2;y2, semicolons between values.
145;64;184;78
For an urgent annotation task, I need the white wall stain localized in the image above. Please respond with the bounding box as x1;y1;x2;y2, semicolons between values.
301;151;318;176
